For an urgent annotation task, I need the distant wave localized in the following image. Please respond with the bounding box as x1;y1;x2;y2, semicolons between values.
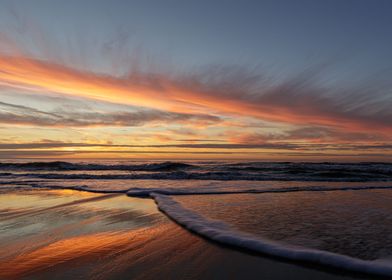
0;161;195;172
152;193;392;277
1;171;391;182
0;161;391;181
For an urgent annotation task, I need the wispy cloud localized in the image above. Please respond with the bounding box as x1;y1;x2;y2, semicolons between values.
0;101;220;127
0;53;391;134
230;127;391;145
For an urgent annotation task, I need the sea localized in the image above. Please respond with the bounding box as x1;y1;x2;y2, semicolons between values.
1;159;392;276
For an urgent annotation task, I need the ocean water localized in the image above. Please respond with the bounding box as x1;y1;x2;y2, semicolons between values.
1;159;392;276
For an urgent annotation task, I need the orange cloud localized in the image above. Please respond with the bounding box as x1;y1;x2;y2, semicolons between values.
0;54;391;134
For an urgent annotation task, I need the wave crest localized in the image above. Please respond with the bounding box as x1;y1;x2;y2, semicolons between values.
0;161;195;172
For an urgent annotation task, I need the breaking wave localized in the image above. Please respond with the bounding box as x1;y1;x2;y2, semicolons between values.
152;193;392;277
1;161;391;181
125;184;392;197
0;161;195;172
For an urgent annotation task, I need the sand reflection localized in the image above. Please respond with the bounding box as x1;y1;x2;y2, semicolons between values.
0;190;164;279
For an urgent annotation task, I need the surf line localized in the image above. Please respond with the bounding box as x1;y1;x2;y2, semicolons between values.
126;184;392;197
10;182;392;276
150;193;392;278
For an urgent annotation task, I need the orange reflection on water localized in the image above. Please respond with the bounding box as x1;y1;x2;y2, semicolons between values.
0;190;165;279
0;226;163;279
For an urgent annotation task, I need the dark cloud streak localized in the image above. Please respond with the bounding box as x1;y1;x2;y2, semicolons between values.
1;141;391;152
0;101;220;127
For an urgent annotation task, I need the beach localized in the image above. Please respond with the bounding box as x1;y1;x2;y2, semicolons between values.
1;1;392;279
0;189;382;280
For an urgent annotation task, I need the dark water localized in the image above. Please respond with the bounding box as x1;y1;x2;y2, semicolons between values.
0;160;391;181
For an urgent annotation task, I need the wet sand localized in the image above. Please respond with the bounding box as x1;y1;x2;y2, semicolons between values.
0;190;380;280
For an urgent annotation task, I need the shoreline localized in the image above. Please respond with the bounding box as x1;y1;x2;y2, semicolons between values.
0;189;384;280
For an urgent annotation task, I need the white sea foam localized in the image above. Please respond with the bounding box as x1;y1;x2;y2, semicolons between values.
152;193;392;277
126;184;392;197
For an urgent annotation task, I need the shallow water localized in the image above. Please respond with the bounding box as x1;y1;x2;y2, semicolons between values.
175;190;392;260
0;190;165;279
1;159;392;277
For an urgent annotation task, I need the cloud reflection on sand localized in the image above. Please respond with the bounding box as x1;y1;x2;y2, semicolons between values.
0;190;164;279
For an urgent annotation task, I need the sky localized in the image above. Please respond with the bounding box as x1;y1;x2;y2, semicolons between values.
0;0;391;160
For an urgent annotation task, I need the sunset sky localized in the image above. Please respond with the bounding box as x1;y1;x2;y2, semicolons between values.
0;0;391;160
